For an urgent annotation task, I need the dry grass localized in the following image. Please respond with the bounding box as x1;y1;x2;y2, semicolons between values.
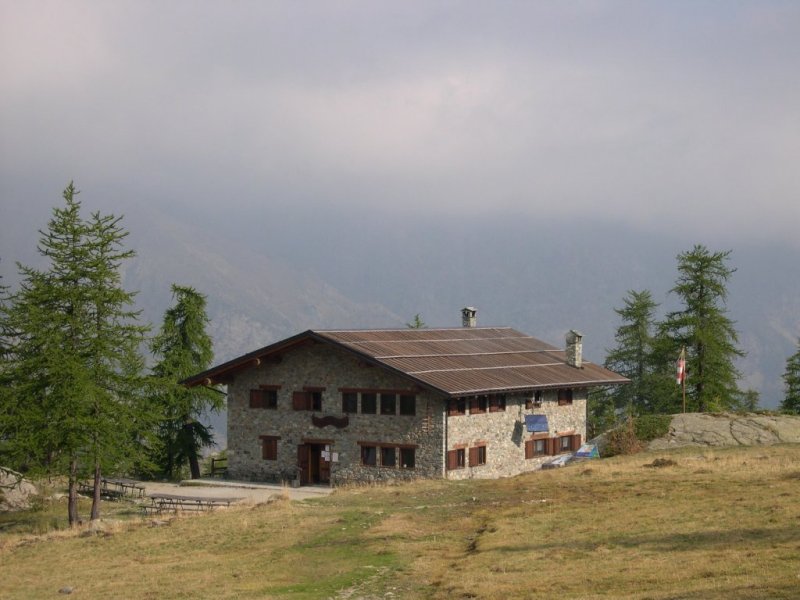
2;445;800;599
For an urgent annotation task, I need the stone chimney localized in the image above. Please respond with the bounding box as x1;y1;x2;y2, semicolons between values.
461;307;477;328
566;330;583;368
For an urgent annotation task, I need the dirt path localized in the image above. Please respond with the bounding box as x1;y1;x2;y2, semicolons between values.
142;479;333;504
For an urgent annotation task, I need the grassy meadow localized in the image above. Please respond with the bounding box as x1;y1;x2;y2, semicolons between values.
1;444;799;599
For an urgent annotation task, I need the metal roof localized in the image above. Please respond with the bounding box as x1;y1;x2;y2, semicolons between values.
182;326;628;396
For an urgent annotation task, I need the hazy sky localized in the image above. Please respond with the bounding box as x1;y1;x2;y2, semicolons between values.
2;1;799;246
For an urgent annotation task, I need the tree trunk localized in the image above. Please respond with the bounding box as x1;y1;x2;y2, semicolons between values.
184;421;202;479
188;447;201;479
90;461;101;521
68;458;79;527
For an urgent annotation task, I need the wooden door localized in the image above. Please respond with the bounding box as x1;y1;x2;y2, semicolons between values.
319;446;331;484
297;444;310;485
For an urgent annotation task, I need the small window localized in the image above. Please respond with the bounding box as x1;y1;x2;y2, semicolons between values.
469;445;487;466
399;394;416;416
292;390;323;411
470;395;488;414
489;394;506;412
448;398;466;416
526;391;543;409
381;446;396;467
361;445;377;466
361;393;377;414
447;448;466;470
558;389;573;406
380;393;396;415
525;438;547;459
250;389;277;409
559;436;572;452
260;436;279;460
400;447;415;469
342;392;358;413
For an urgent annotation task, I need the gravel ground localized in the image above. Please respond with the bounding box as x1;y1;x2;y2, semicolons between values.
141;479;333;504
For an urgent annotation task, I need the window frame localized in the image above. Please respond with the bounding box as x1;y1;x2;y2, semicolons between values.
558;388;574;406
361;392;377;414
380;446;396;468
525;436;548;459
260;435;280;460
249;387;279;409
448;398;467;416
399;447;416;469
469;444;487;467
447;447;466;470
358;442;417;468
361;444;377;466
526;390;543;409
380;393;397;415
399;394;416;416
341;391;358;414
489;394;506;412
470;395;488;414
292;388;324;411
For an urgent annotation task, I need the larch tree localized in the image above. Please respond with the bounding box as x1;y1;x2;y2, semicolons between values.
0;184;149;525
781;339;800;414
658;245;744;412
588;290;660;436
406;314;427;329
603;289;660;414
149;285;221;480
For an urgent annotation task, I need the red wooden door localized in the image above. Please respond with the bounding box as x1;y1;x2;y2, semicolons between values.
297;444;310;485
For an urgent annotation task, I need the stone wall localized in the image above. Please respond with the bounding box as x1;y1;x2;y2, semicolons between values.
446;389;587;480
227;342;445;485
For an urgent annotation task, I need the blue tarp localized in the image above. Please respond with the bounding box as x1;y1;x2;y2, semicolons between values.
575;444;599;458
525;414;549;432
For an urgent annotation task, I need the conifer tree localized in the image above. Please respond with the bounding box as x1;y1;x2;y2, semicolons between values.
658;245;744;412
1;184;148;525
604;290;660;414
781;339;800;414
588;290;660;436
150;285;221;479
406;314;427;329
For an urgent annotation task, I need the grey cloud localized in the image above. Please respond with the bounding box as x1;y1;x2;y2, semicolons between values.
1;1;799;246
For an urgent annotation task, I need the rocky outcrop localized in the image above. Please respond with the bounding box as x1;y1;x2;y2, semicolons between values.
648;413;800;450
0;467;38;512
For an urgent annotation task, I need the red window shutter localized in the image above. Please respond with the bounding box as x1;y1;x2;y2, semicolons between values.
547;438;557;455
571;434;582;452
447;450;458;470
525;440;533;459
261;438;277;460
292;391;308;410
469;397;478;413
249;390;262;408
468;447;479;466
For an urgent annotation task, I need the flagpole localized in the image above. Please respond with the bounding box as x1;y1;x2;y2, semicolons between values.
681;347;686;414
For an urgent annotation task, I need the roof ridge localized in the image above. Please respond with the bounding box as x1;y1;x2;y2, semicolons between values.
315;326;514;333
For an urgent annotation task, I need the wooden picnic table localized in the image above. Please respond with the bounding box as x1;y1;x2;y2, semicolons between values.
104;478;146;498
78;478;146;499
143;493;243;515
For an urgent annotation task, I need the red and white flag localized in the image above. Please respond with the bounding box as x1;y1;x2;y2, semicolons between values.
676;348;686;385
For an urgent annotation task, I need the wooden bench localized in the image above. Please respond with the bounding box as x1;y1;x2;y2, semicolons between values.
143;493;243;515
208;457;228;477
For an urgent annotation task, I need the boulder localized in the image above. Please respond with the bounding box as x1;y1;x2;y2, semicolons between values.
647;413;800;450
0;466;38;512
